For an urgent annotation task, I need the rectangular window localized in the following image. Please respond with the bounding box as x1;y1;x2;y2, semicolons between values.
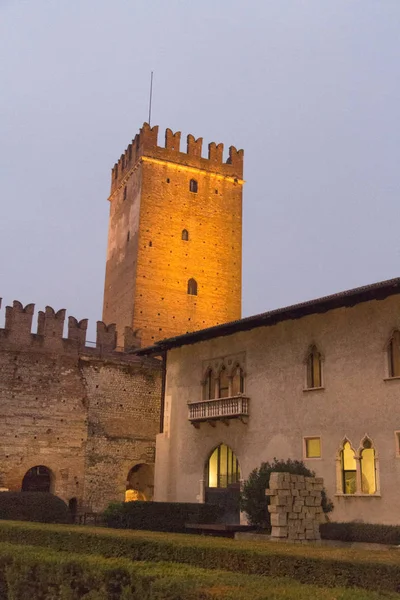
304;437;321;458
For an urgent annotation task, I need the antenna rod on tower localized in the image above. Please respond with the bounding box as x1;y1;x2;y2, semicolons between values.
148;71;154;125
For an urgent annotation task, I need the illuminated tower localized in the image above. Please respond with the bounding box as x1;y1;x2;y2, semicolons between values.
102;123;244;347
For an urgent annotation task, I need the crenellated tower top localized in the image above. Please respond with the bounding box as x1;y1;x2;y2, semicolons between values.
110;123;244;195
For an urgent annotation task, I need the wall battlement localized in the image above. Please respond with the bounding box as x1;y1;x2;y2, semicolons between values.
110;122;244;194
0;300;142;359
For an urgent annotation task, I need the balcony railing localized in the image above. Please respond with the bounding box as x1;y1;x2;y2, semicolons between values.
188;395;249;425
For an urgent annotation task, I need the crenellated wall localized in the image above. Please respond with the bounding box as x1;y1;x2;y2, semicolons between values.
110;123;244;195
103;122;244;347
0;300;161;512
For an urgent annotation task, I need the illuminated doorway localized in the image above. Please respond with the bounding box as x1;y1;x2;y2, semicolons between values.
125;464;154;502
21;466;53;493
204;444;241;524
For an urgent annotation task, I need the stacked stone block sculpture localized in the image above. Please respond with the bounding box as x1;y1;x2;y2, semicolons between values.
266;472;324;541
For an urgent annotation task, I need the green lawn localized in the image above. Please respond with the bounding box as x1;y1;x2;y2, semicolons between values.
1;521;400;598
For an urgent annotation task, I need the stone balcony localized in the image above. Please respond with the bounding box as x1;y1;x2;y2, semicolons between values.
188;395;249;427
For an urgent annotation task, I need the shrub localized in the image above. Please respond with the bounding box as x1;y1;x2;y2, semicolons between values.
1;521;400;594
0;541;388;600
0;492;71;524
103;501;223;532
321;521;400;545
240;458;333;529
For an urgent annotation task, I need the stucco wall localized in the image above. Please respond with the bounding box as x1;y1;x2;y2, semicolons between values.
155;293;400;524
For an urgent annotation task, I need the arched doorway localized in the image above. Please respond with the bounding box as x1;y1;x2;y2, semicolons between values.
125;464;154;502
204;444;241;524
21;466;53;493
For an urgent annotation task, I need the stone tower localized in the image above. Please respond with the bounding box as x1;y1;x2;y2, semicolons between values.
102;123;244;348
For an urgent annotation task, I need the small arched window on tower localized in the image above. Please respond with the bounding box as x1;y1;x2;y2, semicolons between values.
388;330;400;377
306;345;322;389
182;229;189;241
189;179;198;193
187;278;197;296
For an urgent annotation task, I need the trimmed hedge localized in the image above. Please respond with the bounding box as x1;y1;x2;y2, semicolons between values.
1;521;400;594
0;492;71;523
103;501;223;532
0;542;395;600
321;521;400;545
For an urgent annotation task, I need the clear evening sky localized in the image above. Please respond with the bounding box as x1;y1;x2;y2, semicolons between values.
1;1;399;341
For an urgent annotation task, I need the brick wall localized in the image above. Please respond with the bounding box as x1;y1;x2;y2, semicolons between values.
0;301;161;512
103;123;244;347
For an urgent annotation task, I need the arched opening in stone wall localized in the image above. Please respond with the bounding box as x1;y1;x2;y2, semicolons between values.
21;465;53;493
125;464;154;502
204;444;241;524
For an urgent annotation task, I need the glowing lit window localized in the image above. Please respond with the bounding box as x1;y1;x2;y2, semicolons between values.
182;229;189;241
305;437;321;458
360;439;376;494
206;444;240;488
341;442;356;494
187;278;197;295
189;179;198;193
388;330;400;377
306;346;322;388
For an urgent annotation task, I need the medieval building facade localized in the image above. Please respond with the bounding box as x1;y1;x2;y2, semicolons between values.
0;299;161;513
140;278;400;525
0;122;244;515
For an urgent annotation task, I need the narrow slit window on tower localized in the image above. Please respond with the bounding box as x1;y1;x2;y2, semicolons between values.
187;278;197;296
189;179;198;193
123;186;127;200
127;231;130;242
182;229;189;241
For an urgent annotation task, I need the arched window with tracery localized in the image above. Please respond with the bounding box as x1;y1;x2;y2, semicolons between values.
182;229;189;241
388;330;400;377
360;437;377;494
231;364;245;396
306;345;322;388
206;444;240;488
341;441;356;494
187;278;197;296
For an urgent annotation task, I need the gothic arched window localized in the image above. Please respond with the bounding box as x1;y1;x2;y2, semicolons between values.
203;368;216;400
341;441;356;494
231;365;245;396
187;278;197;296
360;438;377;494
306;345;322;388
218;366;229;399
388;330;400;377
206;444;240;488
